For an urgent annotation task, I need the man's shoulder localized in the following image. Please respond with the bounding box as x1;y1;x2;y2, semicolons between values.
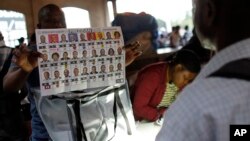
177;77;247;110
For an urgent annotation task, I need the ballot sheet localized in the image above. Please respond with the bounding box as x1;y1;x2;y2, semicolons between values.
36;27;125;96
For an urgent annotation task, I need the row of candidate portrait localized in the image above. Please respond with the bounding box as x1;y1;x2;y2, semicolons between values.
38;41;121;51
40;65;124;92
39;31;121;44
41;72;124;91
40;47;123;63
41;63;123;81
40;57;123;68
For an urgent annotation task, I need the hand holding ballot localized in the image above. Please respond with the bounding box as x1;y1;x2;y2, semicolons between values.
34;27;143;96
124;41;142;67
13;43;43;73
9;27;142;96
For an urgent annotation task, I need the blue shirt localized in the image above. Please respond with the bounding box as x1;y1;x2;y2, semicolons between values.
29;45;51;141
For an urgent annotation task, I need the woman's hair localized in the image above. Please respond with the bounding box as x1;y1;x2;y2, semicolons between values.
166;49;201;73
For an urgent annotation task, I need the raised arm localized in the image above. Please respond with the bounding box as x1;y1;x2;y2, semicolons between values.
3;44;42;92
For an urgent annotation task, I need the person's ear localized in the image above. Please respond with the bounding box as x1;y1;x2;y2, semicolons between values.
204;0;216;27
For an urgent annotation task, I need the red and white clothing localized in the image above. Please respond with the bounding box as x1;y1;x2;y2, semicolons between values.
132;62;169;121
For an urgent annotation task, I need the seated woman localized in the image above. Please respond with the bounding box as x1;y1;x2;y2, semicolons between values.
132;49;201;122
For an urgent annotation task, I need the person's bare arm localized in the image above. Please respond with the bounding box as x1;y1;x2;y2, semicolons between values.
3;44;42;92
4;67;30;92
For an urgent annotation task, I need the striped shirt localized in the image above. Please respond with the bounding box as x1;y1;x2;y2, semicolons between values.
158;82;178;108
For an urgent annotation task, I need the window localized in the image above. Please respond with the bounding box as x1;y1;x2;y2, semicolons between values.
107;1;115;22
114;0;193;32
0;10;27;47
62;7;90;28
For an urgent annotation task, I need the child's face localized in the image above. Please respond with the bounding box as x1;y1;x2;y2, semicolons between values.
172;64;197;90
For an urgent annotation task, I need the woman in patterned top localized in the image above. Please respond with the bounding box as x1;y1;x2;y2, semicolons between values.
132;49;201;122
